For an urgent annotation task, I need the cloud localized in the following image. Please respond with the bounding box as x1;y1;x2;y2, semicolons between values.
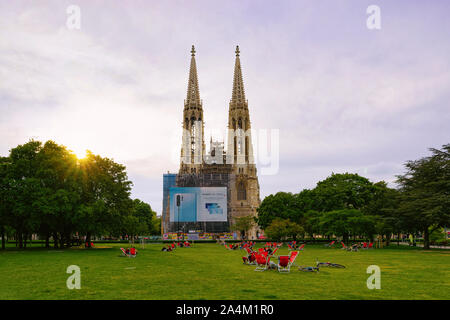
1;1;449;214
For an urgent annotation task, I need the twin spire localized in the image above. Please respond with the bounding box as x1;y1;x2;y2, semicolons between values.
230;45;247;108
185;45;247;108
185;45;201;107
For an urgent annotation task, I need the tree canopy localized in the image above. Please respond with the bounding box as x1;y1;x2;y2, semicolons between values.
0;140;158;249
257;144;450;248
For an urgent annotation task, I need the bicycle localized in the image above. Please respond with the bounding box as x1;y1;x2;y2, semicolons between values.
316;259;345;268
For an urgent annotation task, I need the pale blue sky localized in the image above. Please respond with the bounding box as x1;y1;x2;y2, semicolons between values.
1;1;449;214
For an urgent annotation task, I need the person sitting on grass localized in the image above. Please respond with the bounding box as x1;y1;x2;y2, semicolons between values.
130;247;137;256
125;248;130;255
267;261;278;270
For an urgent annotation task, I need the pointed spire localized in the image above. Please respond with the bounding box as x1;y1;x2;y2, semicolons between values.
230;45;246;107
186;45;201;107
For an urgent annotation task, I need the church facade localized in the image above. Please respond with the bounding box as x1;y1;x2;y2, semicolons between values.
163;45;261;240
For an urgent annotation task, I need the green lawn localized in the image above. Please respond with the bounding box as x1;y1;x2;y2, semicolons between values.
0;243;449;299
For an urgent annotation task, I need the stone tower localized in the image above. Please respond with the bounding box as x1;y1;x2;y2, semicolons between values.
180;45;205;174
226;46;261;239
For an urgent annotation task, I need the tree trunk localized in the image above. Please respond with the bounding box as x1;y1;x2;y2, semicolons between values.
423;228;430;250
85;232;91;248
343;232;349;244
45;233;50;248
1;225;5;250
53;232;59;249
385;234;390;246
18;232;23;249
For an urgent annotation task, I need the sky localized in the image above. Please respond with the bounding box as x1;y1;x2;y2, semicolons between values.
1;0;449;214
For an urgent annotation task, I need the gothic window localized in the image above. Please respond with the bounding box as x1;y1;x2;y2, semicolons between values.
232;118;236;130
245;136;249;162
234;137;237;160
238;118;242;129
190;116;197;154
237;137;242;155
237;181;246;200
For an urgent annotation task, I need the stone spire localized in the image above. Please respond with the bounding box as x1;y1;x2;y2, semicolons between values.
227;45;254;166
185;45;201;108
180;45;205;173
230;45;247;108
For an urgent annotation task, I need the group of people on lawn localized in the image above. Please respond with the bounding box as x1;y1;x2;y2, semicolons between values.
120;246;137;257
161;241;191;251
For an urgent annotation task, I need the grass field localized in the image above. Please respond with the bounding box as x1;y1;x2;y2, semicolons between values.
0;243;449;300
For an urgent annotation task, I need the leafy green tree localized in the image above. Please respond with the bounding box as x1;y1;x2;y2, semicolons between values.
264;218;303;241
0;156;11;250
319;209;368;243
286;221;305;241
35;141;80;248
78;151;133;247
256;192;299;229
121;199;158;241
364;181;401;244
313;173;376;212
303;210;322;241
231;215;255;240
152;216;161;236
6;140;43;248
396;144;450;249
0;139;160;249
264;218;290;241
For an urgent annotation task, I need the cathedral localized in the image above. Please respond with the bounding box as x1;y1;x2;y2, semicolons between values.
162;45;261;240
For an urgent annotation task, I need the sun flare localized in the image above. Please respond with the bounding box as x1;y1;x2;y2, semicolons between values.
70;147;88;159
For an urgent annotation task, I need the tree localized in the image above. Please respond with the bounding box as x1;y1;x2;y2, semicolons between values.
364;181;402;244
78;151;133;247
256;192;300;229
264;218;303;241
121;199;158;241
319;209;368;243
6;140;43;248
35;141;80;248
285;221;305;241
0;139;159;249
303;210;322;241
151;215;161;236
0;156;11;250
231;215;255;240
396;144;450;249
313;173;376;212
